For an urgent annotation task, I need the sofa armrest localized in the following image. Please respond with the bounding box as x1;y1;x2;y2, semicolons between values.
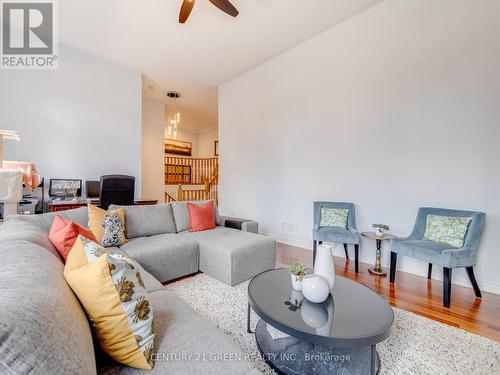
220;215;259;234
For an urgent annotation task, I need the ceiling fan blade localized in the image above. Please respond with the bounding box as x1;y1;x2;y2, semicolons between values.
209;0;239;17
179;0;196;23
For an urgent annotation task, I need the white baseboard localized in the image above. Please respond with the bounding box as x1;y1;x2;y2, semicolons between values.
265;232;500;295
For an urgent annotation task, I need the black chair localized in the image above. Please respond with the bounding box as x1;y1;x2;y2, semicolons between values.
99;175;135;210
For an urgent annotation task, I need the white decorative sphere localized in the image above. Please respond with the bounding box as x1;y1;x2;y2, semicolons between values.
301;274;330;303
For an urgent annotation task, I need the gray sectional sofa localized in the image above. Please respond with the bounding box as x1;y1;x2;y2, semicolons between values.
0;202;276;374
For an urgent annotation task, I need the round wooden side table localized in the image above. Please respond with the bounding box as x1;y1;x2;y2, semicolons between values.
360;232;397;276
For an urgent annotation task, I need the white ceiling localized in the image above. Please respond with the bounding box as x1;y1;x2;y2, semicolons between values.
59;0;382;132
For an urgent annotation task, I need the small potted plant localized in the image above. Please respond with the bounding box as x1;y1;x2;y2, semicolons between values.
372;224;389;237
288;263;312;291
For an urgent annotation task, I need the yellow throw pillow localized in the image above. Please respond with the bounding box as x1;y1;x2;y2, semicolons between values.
88;204;127;247
64;236;155;369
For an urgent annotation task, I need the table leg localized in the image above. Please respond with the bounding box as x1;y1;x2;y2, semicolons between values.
371;345;377;375
247;303;253;334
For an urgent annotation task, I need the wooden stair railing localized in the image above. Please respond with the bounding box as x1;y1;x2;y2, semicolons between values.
165;156;219;204
176;172;218;204
165;192;176;203
165;157;218;185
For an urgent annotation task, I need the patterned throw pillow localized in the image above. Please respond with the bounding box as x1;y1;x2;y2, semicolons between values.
88;204;127;247
101;215;126;247
320;207;349;229
64;236;155;369
423;214;471;248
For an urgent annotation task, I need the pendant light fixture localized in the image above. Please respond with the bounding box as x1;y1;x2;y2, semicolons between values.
166;91;181;139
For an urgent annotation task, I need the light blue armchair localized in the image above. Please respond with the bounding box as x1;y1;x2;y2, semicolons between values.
389;207;486;308
312;202;360;273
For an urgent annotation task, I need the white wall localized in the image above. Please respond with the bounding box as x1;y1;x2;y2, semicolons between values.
142;97;165;202
219;0;500;293
0;45;142;196
197;127;218;158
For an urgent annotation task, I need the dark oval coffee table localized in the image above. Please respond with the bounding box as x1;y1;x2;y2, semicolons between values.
247;268;393;374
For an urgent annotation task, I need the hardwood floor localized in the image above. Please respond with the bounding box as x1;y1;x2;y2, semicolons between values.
276;242;500;342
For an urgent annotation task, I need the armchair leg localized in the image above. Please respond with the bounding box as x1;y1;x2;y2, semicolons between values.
427;263;432;280
466;266;482;298
354;244;359;273
313;240;317;267
390;252;397;283
343;243;350;260
443;267;452;308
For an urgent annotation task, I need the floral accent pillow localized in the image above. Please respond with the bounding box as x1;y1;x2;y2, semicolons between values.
320;207;349;229
423;215;471;248
64;236;155;369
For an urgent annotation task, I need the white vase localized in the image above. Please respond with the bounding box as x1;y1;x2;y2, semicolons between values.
301;274;330;303
290;274;302;291
314;244;335;290
375;227;384;237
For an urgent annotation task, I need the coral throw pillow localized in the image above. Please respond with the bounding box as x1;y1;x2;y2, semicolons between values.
49;215;97;261
64;236;155;369
187;201;216;232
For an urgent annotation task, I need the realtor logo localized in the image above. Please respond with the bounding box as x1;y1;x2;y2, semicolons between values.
1;0;58;69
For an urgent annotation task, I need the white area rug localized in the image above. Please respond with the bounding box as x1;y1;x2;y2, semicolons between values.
165;273;500;375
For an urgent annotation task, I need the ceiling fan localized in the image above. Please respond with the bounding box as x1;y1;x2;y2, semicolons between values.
179;0;239;23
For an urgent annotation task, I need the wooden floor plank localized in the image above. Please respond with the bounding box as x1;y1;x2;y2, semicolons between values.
276;242;500;342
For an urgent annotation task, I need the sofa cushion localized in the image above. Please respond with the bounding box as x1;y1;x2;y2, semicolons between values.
0;240;96;375
312;226;359;244
179;227;276;286
6;207;89;233
64;237;155;369
389;238;473;267
97;290;256;375
391;239;453;263
0;218;60;259
120;234;199;283
109;204;176;238
171;200;221;232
